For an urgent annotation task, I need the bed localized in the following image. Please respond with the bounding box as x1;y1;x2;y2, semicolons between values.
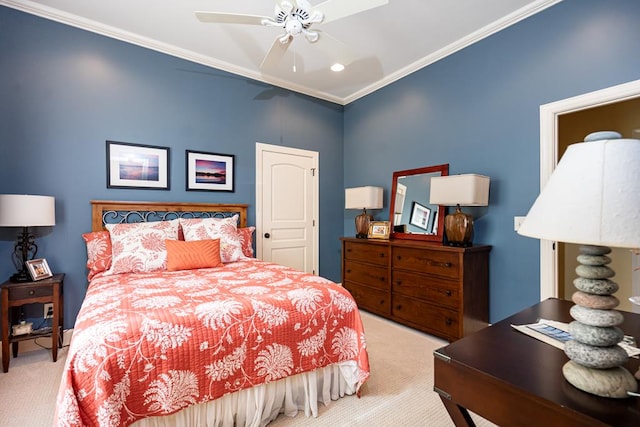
55;201;370;427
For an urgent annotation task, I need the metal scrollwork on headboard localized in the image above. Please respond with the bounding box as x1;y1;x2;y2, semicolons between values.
91;201;249;232
101;210;239;226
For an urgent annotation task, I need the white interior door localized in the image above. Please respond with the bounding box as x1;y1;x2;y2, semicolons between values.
256;143;318;274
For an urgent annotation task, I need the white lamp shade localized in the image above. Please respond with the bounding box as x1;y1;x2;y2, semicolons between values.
345;186;383;210
0;194;56;227
429;174;490;206
517;135;640;248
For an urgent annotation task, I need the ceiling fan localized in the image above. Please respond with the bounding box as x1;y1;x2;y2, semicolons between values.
195;0;388;71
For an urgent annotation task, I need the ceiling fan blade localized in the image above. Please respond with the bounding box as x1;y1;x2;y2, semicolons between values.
314;0;388;24
260;37;292;70
314;31;357;66
195;11;268;25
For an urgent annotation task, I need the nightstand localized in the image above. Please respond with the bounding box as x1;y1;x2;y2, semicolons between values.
1;273;64;373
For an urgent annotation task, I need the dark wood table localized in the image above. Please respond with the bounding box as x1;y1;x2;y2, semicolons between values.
433;298;640;426
1;274;64;373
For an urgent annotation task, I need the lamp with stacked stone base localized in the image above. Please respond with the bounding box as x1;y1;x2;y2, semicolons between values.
517;130;640;399
562;245;636;398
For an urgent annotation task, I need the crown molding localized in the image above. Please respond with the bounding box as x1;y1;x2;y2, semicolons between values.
3;0;562;106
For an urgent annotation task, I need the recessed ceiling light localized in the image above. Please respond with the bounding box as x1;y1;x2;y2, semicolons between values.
330;63;345;72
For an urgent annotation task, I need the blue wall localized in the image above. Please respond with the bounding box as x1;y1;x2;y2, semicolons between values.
2;0;640;328
344;0;640;321
0;7;345;328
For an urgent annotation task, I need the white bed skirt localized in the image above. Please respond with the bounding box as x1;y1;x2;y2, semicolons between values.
132;361;361;427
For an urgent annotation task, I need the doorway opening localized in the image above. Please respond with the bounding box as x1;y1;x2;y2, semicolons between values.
539;79;640;312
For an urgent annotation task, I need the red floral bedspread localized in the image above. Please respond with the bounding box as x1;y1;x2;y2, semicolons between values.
55;260;369;427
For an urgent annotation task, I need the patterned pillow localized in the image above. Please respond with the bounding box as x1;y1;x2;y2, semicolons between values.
237;227;256;258
104;219;180;275
82;231;112;281
179;215;245;263
165;239;222;271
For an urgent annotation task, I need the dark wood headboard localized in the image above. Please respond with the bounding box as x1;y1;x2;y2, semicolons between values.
91;200;249;232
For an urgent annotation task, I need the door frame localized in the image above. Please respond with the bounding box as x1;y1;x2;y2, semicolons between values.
538;79;640;301
255;142;319;273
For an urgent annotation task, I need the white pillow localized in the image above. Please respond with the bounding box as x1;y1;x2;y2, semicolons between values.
179;215;245;263
104;219;179;275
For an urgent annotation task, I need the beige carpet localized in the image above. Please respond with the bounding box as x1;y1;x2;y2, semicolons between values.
0;313;496;427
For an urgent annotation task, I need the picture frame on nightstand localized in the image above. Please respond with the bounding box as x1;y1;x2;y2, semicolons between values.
25;258;53;281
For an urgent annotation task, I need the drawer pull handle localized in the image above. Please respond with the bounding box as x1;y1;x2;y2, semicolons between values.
396;305;402;310
29;290;35;296
379;277;385;282
430;261;452;268
379;253;385;258
445;318;453;326
346;269;351;273
445;290;452;296
347;249;351;253
396;281;402;286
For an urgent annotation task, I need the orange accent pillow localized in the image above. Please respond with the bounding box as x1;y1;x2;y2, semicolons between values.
165;239;223;271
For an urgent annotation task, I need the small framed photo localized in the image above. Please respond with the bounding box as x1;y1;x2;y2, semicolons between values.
106;141;170;190
186;150;235;192
368;221;391;240
410;202;431;230
26;258;53;281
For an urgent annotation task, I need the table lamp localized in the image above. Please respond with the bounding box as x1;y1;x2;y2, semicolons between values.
345;186;383;238
0;194;56;282
518;131;640;398
429;174;490;246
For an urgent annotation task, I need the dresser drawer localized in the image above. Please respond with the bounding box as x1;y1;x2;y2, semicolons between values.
392;270;459;309
343;241;389;266
344;281;389;316
344;261;388;291
393;246;460;280
391;295;459;340
8;284;53;300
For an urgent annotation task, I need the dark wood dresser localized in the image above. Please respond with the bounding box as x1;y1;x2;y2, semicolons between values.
341;237;490;341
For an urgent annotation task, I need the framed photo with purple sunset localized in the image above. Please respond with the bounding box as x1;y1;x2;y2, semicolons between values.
106;141;170;190
186;150;235;192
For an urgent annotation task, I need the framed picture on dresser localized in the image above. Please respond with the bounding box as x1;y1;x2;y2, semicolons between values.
368;221;390;239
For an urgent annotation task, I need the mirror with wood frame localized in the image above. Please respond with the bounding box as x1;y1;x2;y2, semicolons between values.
389;164;449;242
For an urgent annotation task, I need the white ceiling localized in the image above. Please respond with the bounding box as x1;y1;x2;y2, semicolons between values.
3;0;561;105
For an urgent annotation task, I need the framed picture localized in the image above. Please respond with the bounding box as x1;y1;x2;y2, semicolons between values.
410;202;431;230
106;141;170;190
368;221;391;239
186;150;235;192
26;258;53;281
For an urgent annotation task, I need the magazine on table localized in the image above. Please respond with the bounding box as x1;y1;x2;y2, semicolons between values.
511;319;640;358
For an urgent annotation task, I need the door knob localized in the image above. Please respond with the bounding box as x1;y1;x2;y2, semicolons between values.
264;233;270;238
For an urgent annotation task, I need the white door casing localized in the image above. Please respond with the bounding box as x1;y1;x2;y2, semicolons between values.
256;142;319;274
538;79;640;302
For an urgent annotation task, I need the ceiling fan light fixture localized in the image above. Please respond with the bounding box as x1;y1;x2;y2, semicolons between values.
196;0;390;71
303;29;319;43
278;34;293;44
